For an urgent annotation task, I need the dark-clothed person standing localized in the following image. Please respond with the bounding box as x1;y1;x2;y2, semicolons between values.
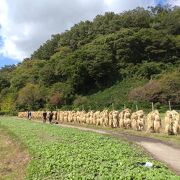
49;111;54;124
27;111;32;120
42;111;47;123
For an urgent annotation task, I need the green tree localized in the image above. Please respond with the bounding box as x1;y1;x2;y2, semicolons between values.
16;84;45;110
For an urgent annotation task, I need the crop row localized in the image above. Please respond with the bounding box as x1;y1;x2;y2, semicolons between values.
0;117;179;179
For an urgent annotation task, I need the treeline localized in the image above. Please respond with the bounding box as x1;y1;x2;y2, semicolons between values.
0;5;180;114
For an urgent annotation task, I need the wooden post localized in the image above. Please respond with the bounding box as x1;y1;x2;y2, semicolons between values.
152;102;154;111
150;76;153;81
168;101;172;111
136;104;138;111
124;104;126;110
112;103;114;110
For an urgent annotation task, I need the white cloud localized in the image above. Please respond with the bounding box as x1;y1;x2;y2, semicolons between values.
0;0;179;62
0;0;107;61
171;0;180;6
104;0;156;12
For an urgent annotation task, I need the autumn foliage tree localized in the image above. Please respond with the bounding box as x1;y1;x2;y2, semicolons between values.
129;68;180;106
49;93;63;107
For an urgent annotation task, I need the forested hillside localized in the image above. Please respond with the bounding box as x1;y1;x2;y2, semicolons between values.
0;5;180;114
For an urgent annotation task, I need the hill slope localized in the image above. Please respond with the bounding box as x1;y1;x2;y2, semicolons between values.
0;5;179;114
72;78;148;110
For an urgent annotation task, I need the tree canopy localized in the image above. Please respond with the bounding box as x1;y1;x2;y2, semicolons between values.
0;5;179;113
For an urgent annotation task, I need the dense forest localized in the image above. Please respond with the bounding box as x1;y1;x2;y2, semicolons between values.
0;5;180;114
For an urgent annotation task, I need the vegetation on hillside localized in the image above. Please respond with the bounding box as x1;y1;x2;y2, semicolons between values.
0;117;179;179
0;5;179;114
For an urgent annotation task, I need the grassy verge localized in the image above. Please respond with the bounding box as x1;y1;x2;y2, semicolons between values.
0;126;29;180
0;116;179;179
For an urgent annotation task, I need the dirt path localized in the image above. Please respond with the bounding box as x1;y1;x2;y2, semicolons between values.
59;124;180;175
0;129;29;180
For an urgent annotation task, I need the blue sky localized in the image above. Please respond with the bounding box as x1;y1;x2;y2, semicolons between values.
0;55;18;67
158;0;171;5
0;0;177;68
0;36;18;67
156;0;167;5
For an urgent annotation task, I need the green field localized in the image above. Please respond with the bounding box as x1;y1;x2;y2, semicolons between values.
0;117;179;179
